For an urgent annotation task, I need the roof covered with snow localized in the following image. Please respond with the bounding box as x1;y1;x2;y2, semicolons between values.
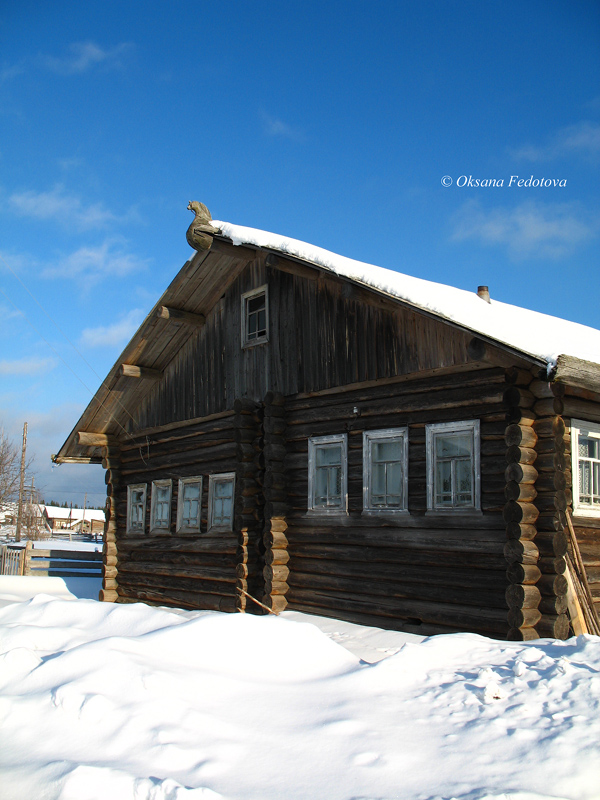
215;220;600;369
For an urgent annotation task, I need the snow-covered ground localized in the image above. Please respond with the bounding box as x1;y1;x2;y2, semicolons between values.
0;582;599;800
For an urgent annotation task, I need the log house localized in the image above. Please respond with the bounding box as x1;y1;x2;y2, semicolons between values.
53;208;600;639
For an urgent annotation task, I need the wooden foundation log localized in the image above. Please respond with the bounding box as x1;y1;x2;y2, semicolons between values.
537;573;568;597
507;606;542;628
538;595;569;615
535;614;570;639
99;589;118;602
507;626;539;641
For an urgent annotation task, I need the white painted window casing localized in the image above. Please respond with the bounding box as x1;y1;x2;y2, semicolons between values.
127;483;147;534
308;434;348;513
426;420;481;511
241;285;269;347
571;419;600;518
208;473;236;531
150;479;172;532
177;476;203;532
363;428;409;513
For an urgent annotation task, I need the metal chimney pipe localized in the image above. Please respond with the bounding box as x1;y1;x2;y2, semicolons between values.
477;286;491;303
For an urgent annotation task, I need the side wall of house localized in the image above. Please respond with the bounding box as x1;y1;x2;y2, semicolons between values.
102;404;265;611
262;367;513;639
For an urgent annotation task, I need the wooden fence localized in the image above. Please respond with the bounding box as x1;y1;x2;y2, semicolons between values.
0;543;103;578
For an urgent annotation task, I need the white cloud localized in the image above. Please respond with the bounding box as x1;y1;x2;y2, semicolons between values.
0;62;25;84
43;42;133;75
9;184;119;231
262;112;305;142
511;121;600;162
451;200;599;260
0;357;57;376
42;239;149;285
80;308;145;349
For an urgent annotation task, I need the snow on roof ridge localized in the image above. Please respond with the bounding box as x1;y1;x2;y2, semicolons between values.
214;219;600;369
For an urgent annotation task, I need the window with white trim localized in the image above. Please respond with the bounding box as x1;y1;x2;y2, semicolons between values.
426;420;480;511
571;419;600;517
127;483;147;534
241;285;268;347
363;428;408;513
308;434;348;513
150;479;172;532
208;473;235;531
177;476;203;533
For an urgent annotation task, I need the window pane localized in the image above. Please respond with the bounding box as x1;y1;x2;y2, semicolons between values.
316;445;341;467
455;459;473;505
182;482;200;527
212;479;234;526
373;440;402;463
436;433;472;459
435;461;452;505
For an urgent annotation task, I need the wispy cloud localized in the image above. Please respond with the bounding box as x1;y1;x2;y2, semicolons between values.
8;184;121;231
451;200;599;260
80;308;145;348
42;239;149;285
511;121;600;162
42;42;134;75
0;62;25;84
0;357;57;376
262;112;305;142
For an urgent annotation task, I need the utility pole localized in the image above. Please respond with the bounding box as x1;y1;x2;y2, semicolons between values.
15;422;27;543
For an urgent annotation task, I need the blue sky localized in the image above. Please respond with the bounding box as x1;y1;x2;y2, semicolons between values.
0;0;599;506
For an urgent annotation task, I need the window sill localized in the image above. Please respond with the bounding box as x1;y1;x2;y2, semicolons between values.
425;508;483;517
208;525;234;533
242;336;269;349
571;507;600;520
306;508;349;517
362;509;410;517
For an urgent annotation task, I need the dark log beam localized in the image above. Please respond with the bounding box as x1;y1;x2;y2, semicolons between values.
120;364;163;380
156;306;206;328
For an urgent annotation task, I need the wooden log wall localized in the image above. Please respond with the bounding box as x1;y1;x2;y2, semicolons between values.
262;392;289;614
100;444;120;602
110;408;264;612
503;370;542;639
531;380;570;639
279;366;511;638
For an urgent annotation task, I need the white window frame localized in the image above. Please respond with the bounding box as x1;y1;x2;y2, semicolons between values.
126;483;147;535
363;428;409;514
426;420;481;512
308;434;348;514
176;476;203;533
571;419;600;518
208;472;236;532
150;479;172;533
241;285;269;348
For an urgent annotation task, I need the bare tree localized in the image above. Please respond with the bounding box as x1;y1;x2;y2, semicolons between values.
0;428;22;507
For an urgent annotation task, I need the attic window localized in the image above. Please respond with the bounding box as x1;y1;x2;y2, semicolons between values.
242;286;268;347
